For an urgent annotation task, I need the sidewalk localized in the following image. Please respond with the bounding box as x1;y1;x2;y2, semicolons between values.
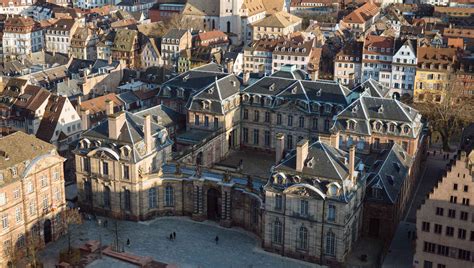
382;221;416;268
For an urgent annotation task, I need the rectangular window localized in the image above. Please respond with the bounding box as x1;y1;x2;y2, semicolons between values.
435;207;443;216
102;162;109;175
1;214;8;229
312;117;318;130
422;221;430;232
299;116;305;128
437;244;449;256
446;226;454;236
253;129;259;145
464;185;468;192
265;112;270;123
276;114;282;125
264;130;270;147
275;194;282;210
243;109;248;120
453;183;458;190
460;211;468;221
15;207;22;223
243;128;248;143
449;195;457;203
458;249;471;260
324;119;330;131
194;114;199;125
254;110;259;122
288;115;293;126
434;224;442;234
83;158;90;172
423;242;436;253
0;193;6;206
458;228;466;239
204;116;209;127
13;189;20;199
300;200;308;216
123;165;130;180
40;175;48;188
448;209;456;218
214;117;218;129
462;198;470;206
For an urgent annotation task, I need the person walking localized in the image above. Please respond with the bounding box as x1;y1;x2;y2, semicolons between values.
215;236;219;245
173;232;176;240
126;239;130;247
169;233;173;241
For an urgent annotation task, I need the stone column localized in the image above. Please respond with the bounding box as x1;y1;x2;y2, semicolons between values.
220;185;232;227
191;180;205;221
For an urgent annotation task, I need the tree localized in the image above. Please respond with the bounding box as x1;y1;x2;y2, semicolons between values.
63;208;82;254
411;79;474;151
152;14;204;36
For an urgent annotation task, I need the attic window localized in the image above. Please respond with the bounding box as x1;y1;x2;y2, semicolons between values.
371;186;382;199
183;74;190;82
291;86;297;94
208;87;214;94
403;125;410;134
348;120;356;130
378;105;384;113
352;105;358;113
316;89;321;96
269;83;275;91
375;121;383;131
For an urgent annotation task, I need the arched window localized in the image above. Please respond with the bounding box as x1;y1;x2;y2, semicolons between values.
165;186;174;207
325;231;336;256
103;186;111;208
273;219;282;244
148;188;157;209
298;226;308;250
124;189;131;211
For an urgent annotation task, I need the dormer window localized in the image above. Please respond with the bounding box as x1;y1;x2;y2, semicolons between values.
269;83;275;91
352;105;359;113
375;121;383;131
253;95;260;104
371;186;382;199
388;123;396;133
207;87;214;94
177;88;184;97
291;86;298;94
202;100;211;110
403;125;410;134
348;120;356;130
316;89;321;97
182;74;190;82
324;104;332;113
378;105;384;114
242;94;250;103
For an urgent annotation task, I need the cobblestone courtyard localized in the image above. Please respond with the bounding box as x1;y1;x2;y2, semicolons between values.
39;217;318;268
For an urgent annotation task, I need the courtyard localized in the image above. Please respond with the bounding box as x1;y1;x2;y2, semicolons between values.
39;217;319;268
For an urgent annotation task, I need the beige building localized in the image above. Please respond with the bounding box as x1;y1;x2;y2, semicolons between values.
252;11;302;41
264;140;364;265
0;132;66;267
414;151;474;268
334;41;363;88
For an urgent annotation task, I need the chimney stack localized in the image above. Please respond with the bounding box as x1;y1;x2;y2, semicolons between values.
349;145;356;184
275;133;285;164
108;112;126;140
144;114;153;154
105;99;114;115
296;139;309;172
80;109;90;131
243;71;250;86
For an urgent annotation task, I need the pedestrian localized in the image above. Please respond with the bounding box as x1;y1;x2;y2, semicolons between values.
169;233;173;241
173;232;176;240
104;219;108;228
127;238;130;247
215;235;219;245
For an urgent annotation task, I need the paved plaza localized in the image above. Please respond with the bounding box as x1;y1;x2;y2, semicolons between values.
39;217;319;268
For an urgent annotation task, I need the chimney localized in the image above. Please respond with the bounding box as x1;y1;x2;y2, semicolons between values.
349;145;356;184
105;99;114;115
243;71;250;86
76;96;82;113
108;112;126;140
275;133;285;164
81;109;90;131
143;114;153;154
296;139;309;172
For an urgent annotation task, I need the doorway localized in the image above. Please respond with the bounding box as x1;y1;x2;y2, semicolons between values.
369;218;380;237
44;219;52;244
207;188;221;220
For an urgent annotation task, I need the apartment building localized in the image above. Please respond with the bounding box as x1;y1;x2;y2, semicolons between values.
251;11;302;41
243;38;278;76
111;29;139;68
340;2;380;35
0;132;66;266
334;41;363;88
391;39;417;98
413;151;474;268
44;18;78;55
362;35;395;88
414;47;459;103
2;16;43;62
272;37;315;74
70;27;98;60
161;29;192;68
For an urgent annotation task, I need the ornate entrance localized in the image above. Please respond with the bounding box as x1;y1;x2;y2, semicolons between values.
44;219;52;244
207;188;221;221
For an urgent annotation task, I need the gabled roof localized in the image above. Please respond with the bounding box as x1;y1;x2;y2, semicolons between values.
133;104;183;128
342;2;379;24
366;143;412;204
80;93;124;114
276;140;358;181
349;78;391;99
36;95;68;142
112;29;138;52
252;11;302;28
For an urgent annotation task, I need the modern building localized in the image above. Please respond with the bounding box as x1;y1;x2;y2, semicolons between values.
413;151;474;268
0;132;67;266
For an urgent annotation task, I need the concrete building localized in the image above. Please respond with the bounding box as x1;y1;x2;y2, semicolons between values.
413;151;474;268
0;132;67;267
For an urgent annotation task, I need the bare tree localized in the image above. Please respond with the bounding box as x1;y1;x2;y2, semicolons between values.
153;14;205;36
63;208;82;254
411;79;474;151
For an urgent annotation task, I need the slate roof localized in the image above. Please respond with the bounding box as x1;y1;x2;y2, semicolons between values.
36;95;67;142
162;29;188;41
275;140;359;182
365;143;412;204
133;105;183;129
349;78;391;100
117;91;140;105
333;94;422;138
187;74;241;115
